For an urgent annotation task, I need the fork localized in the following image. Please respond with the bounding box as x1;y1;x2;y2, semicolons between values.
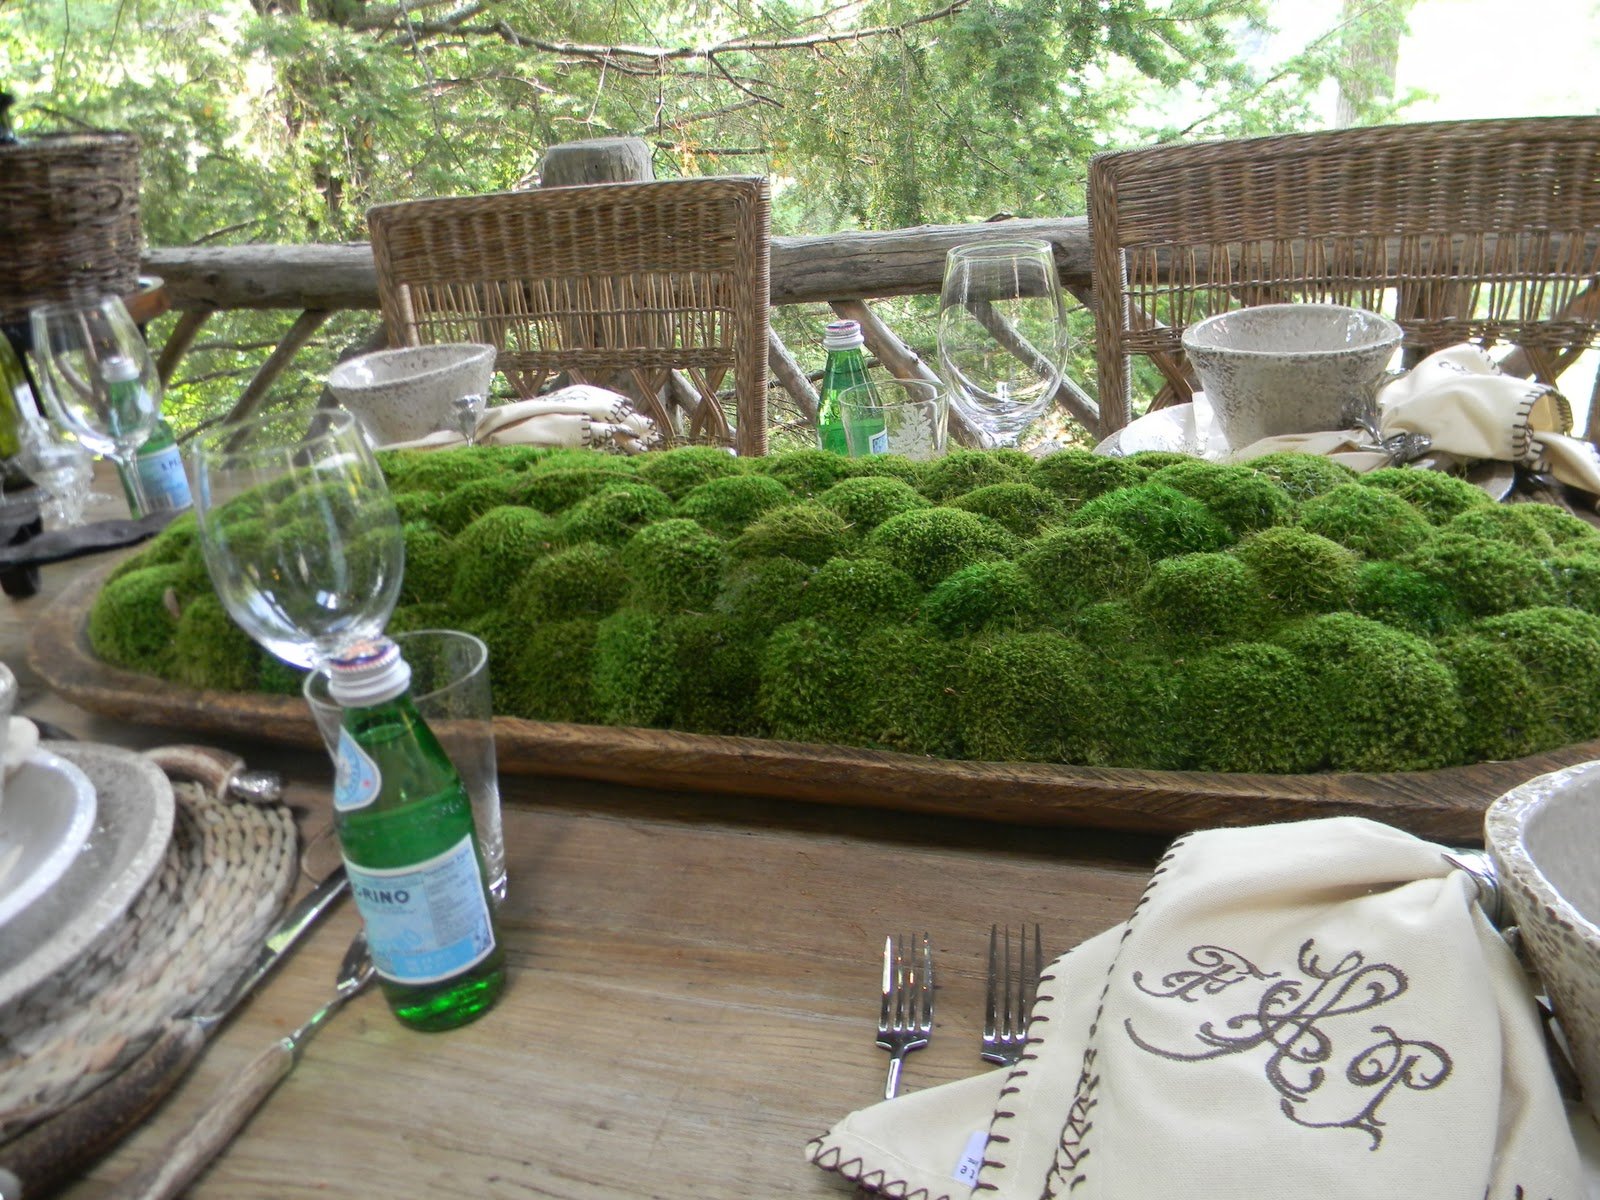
982;924;1042;1066
876;932;933;1099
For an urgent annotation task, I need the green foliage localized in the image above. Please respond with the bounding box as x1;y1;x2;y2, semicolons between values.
1405;532;1555;618
1273;613;1463;772
1019;523;1151;607
94;447;1600;776
510;544;629;620
800;558;920;630
674;475;793;538
867;507;1018;587
1234;527;1359;615
817;476;930;532
1247;452;1359;502
635;447;745;500
918;450;1034;503
1297;483;1431;559
1174;643;1321;774
923;560;1041;636
752;448;855;498
1149;462;1293;536
1067;483;1233;560
431;476;524;535
558;482;675;546
1138;553;1266;639
1360;468;1493;525
621;518;726;612
949;483;1067;538
732;502;853;566
449;507;559;614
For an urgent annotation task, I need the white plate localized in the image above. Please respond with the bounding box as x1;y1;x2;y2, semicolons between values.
0;749;98;928
0;743;174;1008
1094;397;1233;460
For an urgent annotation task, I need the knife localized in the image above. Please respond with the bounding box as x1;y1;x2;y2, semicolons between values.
105;933;375;1200
0;866;350;1200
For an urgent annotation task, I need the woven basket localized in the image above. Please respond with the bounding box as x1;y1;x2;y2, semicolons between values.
0;132;142;324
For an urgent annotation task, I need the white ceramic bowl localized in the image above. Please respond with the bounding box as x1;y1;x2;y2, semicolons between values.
1486;760;1600;1123
326;343;496;447
1181;304;1402;449
0;748;98;928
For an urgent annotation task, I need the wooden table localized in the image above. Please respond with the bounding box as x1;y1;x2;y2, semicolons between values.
4;478;1165;1199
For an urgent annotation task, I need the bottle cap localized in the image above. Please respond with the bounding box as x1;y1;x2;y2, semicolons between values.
823;320;864;351
99;355;140;384
327;636;412;707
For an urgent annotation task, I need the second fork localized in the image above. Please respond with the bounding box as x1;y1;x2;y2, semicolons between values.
983;924;1042;1066
877;933;933;1099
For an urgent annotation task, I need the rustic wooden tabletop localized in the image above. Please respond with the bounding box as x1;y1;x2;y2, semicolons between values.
4;470;1164;1199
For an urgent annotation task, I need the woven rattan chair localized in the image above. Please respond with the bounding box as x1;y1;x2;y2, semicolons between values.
1088;116;1600;438
368;176;772;455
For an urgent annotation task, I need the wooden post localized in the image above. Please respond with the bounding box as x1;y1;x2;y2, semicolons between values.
539;138;655;188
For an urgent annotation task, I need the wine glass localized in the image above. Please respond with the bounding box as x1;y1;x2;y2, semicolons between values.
192;408;404;669
28;295;160;517
937;240;1069;447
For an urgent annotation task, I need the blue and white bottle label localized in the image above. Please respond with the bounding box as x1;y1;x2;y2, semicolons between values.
869;428;890;455
333;728;381;813
343;836;497;985
137;444;192;512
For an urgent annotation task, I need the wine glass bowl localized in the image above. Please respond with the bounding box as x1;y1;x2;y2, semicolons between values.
27;295;161;514
937;241;1068;447
193;409;403;669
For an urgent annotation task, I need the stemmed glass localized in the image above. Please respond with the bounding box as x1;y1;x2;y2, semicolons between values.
937;240;1069;447
28;295;160;517
192;408;404;670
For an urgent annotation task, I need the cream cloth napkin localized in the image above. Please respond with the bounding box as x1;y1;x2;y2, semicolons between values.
808;817;1586;1200
384;385;659;454
1232;345;1600;496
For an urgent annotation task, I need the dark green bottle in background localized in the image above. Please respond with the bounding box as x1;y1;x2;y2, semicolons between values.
329;637;505;1032
816;319;872;455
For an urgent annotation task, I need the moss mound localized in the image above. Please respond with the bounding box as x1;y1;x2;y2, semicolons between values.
866;507;1018;588
817;476;930;532
1067;483;1233;560
91;447;1600;776
1297;484;1431;559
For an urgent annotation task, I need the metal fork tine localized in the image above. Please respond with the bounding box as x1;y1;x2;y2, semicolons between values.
1013;925;1029;1041
983;924;999;1041
918;932;933;1031
877;931;933;1100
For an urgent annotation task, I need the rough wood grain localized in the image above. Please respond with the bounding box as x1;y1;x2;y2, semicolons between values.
34;564;1591;844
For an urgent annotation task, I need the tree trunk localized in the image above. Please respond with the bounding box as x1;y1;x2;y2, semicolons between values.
1335;0;1405;128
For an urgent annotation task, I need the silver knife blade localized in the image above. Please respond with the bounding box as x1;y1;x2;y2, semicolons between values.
213;864;349;1021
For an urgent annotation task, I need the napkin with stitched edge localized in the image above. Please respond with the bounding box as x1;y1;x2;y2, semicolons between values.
382;384;659;453
807;817;1586;1200
1231;344;1600;497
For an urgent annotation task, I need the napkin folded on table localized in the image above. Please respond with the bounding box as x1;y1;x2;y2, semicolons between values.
1231;344;1600;498
383;385;660;453
3;717;37;776
808;817;1590;1200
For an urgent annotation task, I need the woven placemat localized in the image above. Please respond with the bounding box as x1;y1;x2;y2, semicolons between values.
0;757;297;1139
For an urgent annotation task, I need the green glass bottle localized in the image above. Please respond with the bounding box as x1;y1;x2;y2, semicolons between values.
0;333;31;464
114;414;193;516
329;637;505;1032
816;319;873;455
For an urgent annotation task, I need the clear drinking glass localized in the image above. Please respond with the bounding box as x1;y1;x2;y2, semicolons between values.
28;295;160;516
937;240;1068;447
15;418;93;527
192;409;404;669
838;379;949;460
304;629;507;902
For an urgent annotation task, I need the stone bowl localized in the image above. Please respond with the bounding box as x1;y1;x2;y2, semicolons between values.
1486;760;1600;1123
326;343;496;446
1181;304;1402;450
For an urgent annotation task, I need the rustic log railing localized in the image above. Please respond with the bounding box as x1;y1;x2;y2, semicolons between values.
142;215;1104;447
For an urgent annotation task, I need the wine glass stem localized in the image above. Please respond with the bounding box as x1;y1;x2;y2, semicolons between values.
117;451;150;519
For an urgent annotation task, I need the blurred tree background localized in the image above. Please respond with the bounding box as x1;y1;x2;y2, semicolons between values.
0;0;1417;432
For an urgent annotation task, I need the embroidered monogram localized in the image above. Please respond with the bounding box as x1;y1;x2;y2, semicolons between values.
1124;938;1452;1149
1132;944;1278;1002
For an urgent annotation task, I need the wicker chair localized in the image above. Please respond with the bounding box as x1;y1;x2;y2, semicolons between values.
1088;116;1600;439
368;176;772;455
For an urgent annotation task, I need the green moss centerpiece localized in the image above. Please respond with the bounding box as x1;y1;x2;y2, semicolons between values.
90;444;1600;775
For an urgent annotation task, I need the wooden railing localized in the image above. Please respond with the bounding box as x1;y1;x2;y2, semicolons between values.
142;216;1104;447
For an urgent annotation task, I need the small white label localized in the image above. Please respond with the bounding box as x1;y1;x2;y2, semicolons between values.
333;728;381;812
869;427;890;455
344;835;497;984
953;1129;988;1186
137;444;192;512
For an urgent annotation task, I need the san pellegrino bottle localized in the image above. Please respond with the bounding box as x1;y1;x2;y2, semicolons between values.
101;356;191;517
816;319;873;455
328;637;505;1031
